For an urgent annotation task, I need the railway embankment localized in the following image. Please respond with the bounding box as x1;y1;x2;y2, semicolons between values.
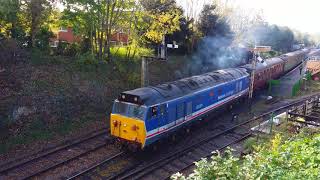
0;52;196;159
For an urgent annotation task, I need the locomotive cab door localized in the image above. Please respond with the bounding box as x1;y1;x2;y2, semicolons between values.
147;106;159;134
158;104;168;132
185;102;193;121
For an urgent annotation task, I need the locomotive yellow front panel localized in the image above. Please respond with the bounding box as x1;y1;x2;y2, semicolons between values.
110;114;146;147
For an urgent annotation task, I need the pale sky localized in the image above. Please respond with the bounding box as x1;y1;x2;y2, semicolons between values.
177;0;320;34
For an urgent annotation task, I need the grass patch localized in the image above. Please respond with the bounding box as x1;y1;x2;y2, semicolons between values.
110;46;153;60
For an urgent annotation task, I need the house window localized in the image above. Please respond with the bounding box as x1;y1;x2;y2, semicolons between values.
59;27;68;32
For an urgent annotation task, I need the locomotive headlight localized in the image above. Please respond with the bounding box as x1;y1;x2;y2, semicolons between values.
134;97;138;102
113;120;118;127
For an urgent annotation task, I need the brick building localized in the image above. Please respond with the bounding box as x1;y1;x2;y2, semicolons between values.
50;27;129;47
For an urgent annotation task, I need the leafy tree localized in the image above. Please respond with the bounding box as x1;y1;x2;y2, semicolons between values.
197;4;233;38
140;0;181;44
245;24;295;52
62;0;138;60
0;0;24;39
21;0;55;47
197;4;219;37
34;27;54;51
167;16;194;54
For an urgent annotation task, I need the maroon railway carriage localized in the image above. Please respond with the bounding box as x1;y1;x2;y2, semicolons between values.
242;57;285;90
280;50;307;73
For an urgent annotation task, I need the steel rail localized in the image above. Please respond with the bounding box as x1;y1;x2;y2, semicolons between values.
0;128;108;175
67;151;126;180
112;125;251;180
163;133;253;180
109;93;320;180
24;141;110;179
288;119;320;127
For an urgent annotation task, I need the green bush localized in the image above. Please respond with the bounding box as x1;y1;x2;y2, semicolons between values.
35;27;54;51
76;52;98;65
64;43;80;56
172;131;320;180
30;48;48;65
56;41;68;56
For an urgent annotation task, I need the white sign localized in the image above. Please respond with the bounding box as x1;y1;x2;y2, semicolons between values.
167;44;179;49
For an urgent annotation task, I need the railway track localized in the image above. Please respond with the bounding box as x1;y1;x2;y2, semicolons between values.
110;123;252;180
70;93;320;180
0;127;114;179
1;93;318;179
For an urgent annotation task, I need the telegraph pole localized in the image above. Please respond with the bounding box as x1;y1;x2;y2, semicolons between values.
141;56;167;87
248;46;271;100
141;56;148;87
141;37;178;87
248;52;257;99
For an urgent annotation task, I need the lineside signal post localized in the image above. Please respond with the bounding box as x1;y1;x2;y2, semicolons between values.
141;56;167;87
249;46;271;100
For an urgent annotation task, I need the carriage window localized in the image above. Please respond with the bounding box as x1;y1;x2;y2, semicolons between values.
218;88;223;95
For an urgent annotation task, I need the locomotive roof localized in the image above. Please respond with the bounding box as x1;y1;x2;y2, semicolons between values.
119;68;249;106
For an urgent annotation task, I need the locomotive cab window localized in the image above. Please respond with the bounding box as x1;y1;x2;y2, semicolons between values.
150;106;158;118
113;101;146;120
160;105;166;115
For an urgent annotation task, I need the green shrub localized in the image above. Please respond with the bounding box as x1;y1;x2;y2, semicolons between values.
172;131;320;180
76;52;98;65
64;43;80;56
56;41;68;56
35;27;54;51
30;48;48;65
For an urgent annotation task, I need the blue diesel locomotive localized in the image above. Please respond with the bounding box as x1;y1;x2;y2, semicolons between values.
110;68;250;149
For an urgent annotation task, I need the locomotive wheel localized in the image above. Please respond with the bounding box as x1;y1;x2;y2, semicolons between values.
114;139;124;150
